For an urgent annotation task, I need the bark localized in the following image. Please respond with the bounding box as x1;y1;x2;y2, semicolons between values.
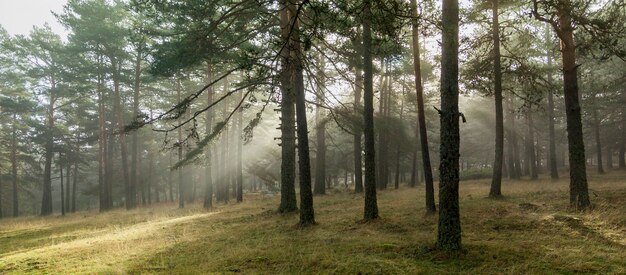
236;92;244;203
377;66;388;190
41;78;56;216
278;0;298;213
437;0;461;251
362;0;379;221
314;56;326;195
353;65;364;193
287;0;315;226
177;80;185;209
489;0;504;197
411;0;436;211
204;63;214;209
558;5;591;209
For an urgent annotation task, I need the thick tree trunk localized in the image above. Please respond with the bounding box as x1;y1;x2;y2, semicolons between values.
278;0;298;213
490;0;504;197
314;56;326;196
362;0;379;221
204;63;214;209
287;0;315;226
437;0;461;251
558;6;591;209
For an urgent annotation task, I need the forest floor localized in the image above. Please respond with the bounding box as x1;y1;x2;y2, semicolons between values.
1;171;625;274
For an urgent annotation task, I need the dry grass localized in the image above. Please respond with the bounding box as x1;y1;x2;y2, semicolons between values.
1;170;625;274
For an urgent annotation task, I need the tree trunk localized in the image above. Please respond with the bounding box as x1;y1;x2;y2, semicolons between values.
287;0;315;226
362;0;379;221
593;102;604;174
204;63;215;209
97;57;110;211
510;102;522;178
557;5;591;209
60;153;65;216
111;59;132;210
11;113;18;217
506;98;517;179
607;145;613;169
278;0;298;213
168;151;174;202
546;43;559;179
314;55;326;196
411;0;436;211
177;80;185;209
236;92;244;203
437;0;461;251
41;79;56;216
131;45;142;208
528;113;538;180
489;0;504;197
353;63;364;193
617;114;626;169
65;157;71;213
72;137;78;213
410;145;417;187
377;65;388;190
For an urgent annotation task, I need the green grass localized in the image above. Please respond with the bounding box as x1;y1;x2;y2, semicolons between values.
1;171;625;274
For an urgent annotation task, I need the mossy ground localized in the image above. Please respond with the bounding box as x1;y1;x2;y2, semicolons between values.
1;171;625;274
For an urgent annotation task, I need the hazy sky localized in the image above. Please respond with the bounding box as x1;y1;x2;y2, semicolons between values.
0;0;68;37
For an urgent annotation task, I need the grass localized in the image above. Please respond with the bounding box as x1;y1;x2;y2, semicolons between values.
1;171;625;274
